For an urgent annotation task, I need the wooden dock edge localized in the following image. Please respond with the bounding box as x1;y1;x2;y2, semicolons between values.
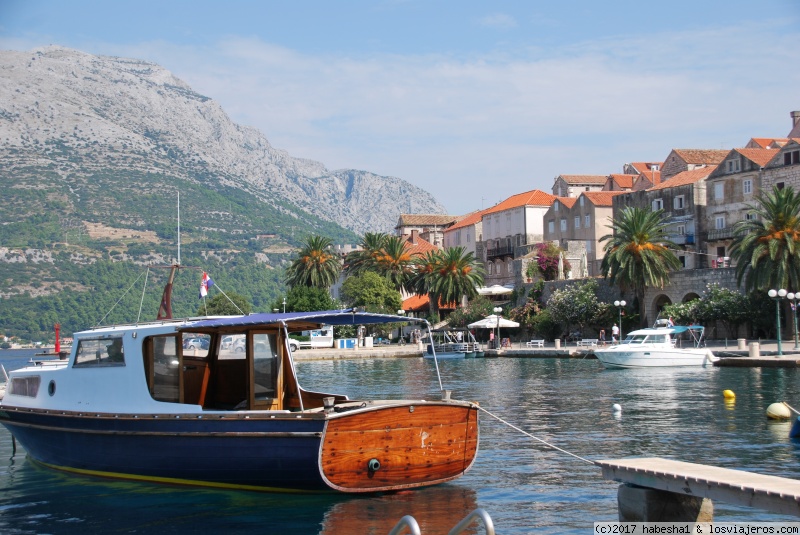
596;457;800;522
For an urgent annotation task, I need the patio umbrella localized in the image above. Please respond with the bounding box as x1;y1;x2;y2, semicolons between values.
468;314;520;349
477;285;513;296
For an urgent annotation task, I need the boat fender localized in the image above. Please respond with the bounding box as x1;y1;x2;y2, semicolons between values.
766;402;792;420
723;389;735;400
612;403;621;414
368;458;381;472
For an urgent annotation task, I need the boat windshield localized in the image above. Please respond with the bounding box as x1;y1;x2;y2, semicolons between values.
622;334;647;344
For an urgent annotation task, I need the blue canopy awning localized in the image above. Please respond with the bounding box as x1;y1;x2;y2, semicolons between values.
188;309;427;330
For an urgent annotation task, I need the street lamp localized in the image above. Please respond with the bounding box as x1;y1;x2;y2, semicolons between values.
613;300;626;343
493;306;503;349
282;297;287;313
787;292;800;350
768;288;787;356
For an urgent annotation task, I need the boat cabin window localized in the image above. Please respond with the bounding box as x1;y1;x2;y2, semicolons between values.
253;333;278;403
623;335;648;344
648;335;667;344
73;337;126;367
151;335;180;403
8;376;40;397
181;333;211;357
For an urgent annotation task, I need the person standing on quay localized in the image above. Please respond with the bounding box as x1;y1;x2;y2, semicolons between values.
611;323;619;343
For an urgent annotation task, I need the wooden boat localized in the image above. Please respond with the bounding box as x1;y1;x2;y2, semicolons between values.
593;323;717;369
0;271;479;493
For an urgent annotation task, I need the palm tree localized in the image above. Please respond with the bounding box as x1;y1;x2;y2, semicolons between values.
374;235;414;293
344;232;388;276
430;247;484;307
729;185;800;292
409;250;442;317
285;235;342;289
599;206;681;325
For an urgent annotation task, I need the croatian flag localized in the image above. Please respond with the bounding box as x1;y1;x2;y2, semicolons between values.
199;272;214;298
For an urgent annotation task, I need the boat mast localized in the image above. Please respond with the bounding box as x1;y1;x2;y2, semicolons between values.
157;193;181;320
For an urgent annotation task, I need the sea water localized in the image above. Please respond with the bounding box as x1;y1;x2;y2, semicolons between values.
0;350;799;534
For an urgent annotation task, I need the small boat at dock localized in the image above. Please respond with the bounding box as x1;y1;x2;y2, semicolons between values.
0;268;479;494
594;322;717;369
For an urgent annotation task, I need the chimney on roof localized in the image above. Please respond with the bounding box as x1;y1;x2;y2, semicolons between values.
410;229;418;244
792;111;800;128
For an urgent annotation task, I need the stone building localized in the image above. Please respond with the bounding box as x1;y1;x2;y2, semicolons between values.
542;191;621;276
442;209;486;258
613;167;714;269
551;174;606;198
481;189;557;288
660;149;728;182
394;214;458;247
704;147;778;264
760;139;800;193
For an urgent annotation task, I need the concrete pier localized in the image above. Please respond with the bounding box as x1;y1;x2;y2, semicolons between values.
597;457;800;521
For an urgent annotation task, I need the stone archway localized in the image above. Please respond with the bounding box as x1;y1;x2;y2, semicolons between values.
682;292;700;302
652;294;672;323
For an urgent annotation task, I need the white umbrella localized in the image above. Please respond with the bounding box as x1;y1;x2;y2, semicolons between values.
468;315;520;329
477;285;513;296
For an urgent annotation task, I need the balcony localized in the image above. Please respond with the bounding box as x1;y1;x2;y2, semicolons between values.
707;227;734;240
670;234;695;245
486;244;514;259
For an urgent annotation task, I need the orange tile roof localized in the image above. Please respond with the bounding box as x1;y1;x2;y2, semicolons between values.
672;149;729;165
736;148;780;167
650;167;716;190
482;189;557;216
555;196;578;209
749;137;788;149
582;191;623;206
446;209;488;232
402;234;438;256
608;174;636;188
557;174;607;185
628;162;663;174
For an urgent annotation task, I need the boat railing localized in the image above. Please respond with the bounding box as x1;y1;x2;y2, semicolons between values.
386;508;495;535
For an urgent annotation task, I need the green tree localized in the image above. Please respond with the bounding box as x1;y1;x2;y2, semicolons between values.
546;279;609;336
599;206;681;325
429;247;485;307
446;295;496;328
374;235;415;293
285;235;342;289
197;292;252;316
279;285;338;313
408;250;441;316
729;185;800;293
340;271;402;314
344;232;389;276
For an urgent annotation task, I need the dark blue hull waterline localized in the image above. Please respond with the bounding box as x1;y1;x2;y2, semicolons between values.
0;408;328;492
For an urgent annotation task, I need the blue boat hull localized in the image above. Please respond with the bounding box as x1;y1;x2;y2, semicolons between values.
0;408;328;492
791;416;800;439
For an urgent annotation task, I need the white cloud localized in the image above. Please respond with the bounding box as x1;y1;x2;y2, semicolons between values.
477;13;518;30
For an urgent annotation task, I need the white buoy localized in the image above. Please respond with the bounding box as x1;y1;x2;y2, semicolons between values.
612;403;622;413
767;402;792;420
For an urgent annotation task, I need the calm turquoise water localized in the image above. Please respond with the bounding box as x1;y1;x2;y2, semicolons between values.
1;349;799;534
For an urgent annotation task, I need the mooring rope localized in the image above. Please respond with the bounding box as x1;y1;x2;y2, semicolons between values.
476;405;596;465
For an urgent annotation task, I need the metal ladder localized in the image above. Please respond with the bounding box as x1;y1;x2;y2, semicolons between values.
386;508;495;535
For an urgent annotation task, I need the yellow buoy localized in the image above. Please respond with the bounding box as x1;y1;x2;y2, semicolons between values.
723;389;735;400
767;402;792;420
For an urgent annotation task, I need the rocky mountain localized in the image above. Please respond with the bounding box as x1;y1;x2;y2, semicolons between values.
0;46;446;238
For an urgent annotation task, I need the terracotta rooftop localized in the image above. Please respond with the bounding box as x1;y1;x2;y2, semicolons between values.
446;209;488;232
402;233;438;256
483;189;557;215
749;137;789;149
557;174;608;185
608;174;636;188
582;191;623;206
736;148;780;167
672;149;729;165
401;294;456;312
628;162;663;173
554;196;578;209
650;167;716;190
396;214;458;228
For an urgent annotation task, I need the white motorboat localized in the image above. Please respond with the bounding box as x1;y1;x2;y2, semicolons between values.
593;323;718;369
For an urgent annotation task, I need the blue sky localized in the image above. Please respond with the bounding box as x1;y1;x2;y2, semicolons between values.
2;1;799;215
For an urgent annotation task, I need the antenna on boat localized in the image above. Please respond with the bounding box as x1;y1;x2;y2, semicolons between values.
177;192;181;267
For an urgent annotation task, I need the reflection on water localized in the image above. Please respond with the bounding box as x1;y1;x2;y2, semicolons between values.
1;351;800;533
